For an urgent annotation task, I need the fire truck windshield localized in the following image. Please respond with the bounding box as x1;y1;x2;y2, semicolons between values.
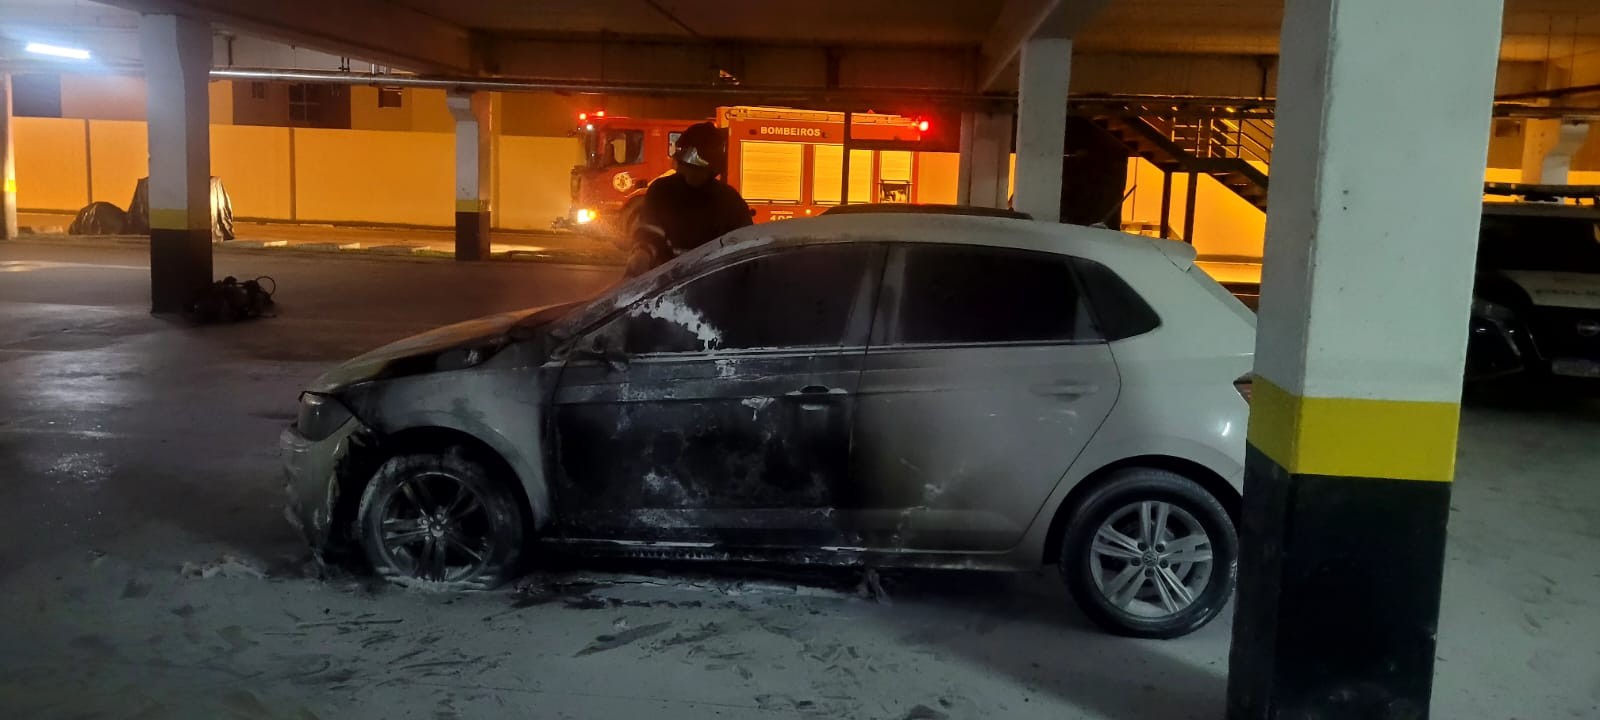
586;128;646;169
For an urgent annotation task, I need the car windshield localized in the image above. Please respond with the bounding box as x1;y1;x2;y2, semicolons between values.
1478;212;1600;273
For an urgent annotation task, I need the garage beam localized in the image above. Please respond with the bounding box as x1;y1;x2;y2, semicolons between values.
489;36;976;97
101;0;474;73
980;0;1112;90
1227;0;1505;717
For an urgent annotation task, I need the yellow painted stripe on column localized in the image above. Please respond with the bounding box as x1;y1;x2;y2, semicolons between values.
149;208;207;231
2;178;15;194
455;199;488;213
1247;377;1459;482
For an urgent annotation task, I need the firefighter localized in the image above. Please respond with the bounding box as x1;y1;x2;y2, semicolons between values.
624;122;753;277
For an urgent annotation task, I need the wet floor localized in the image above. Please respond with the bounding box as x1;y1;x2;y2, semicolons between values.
0;241;1596;719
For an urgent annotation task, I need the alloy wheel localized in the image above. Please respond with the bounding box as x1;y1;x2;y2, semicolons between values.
1088;500;1214;619
375;471;495;583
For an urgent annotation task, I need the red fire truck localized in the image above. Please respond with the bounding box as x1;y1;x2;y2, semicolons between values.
564;106;931;242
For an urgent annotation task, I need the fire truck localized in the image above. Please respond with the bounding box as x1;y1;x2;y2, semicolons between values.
564;106;931;242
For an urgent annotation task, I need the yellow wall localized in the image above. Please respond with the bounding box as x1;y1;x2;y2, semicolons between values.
916;152;960;205
351;87;457;133
13;118;88;211
496;135;584;229
60;75;146;121
410;89;456;133
293;128;454;226
1122;157;1266;259
213;125;293;220
88;120;147;205
209;81;234;125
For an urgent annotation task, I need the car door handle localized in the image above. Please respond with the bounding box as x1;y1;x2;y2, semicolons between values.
1035;382;1099;398
785;385;842;408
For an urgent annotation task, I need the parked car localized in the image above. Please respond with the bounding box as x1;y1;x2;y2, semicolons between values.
1468;202;1600;384
281;212;1256;638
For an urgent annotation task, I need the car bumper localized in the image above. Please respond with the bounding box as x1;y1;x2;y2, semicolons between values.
280;417;362;551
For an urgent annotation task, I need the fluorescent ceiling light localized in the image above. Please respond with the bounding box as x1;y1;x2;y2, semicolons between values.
25;42;91;60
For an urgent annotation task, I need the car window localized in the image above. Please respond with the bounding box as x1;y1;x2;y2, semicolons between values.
1071;257;1165;338
889;245;1097;345
1478;214;1600;273
609;244;874;354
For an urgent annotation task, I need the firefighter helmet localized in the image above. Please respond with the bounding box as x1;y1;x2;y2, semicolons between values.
674;122;725;171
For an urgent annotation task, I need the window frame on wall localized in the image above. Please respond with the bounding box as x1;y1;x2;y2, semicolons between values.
376;86;404;109
10;73;63;118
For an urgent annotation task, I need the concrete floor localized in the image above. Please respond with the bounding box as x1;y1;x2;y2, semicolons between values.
0;241;1595;719
16;211;628;265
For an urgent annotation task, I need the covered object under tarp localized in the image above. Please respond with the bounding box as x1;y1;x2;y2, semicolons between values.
125;177;236;243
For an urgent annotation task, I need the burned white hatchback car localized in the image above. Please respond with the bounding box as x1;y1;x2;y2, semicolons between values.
282;212;1255;638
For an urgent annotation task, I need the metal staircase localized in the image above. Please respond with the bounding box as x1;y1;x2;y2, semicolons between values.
1077;98;1274;212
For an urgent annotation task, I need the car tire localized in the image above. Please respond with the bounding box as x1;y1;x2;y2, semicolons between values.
356;447;524;589
1059;467;1238;639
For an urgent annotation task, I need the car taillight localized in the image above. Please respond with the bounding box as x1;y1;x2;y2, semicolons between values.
1234;375;1253;403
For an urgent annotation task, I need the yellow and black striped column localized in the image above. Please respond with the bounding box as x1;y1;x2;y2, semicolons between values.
2;73;18;241
139;14;213;313
449;92;493;262
1226;0;1505;717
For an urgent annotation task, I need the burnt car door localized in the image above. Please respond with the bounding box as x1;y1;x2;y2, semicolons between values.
849;244;1120;552
550;242;884;546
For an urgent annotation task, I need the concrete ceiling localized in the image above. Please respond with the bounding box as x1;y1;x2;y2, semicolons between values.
1;0;1597;92
1077;0;1600;59
389;0;1002;46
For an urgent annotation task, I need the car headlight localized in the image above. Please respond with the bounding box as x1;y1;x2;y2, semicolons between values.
296;392;353;441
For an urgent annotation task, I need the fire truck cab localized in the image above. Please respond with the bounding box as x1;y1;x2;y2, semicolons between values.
565;106;929;242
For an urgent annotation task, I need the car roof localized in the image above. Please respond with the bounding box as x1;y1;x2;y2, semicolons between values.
713;212;1191;269
820;203;1033;220
1483;202;1600;220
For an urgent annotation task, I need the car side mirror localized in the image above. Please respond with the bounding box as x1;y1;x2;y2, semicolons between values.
575;333;629;373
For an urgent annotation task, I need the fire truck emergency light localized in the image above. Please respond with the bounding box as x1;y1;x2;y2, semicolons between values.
578;112;587;121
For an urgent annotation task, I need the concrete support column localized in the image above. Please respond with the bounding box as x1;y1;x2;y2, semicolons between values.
1227;0;1504;718
449;91;492;261
140;14;213;313
1;73;17;240
957;111;1013;209
1013;37;1071;222
1523;120;1587;185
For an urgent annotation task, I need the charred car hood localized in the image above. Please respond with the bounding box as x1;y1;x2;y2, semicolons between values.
308;302;578;393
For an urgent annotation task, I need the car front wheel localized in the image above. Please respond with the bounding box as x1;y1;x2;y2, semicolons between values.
1060;468;1238;639
356;448;524;589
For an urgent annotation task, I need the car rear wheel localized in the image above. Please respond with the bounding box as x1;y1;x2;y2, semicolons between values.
356;448;524;589
1060;468;1237;638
